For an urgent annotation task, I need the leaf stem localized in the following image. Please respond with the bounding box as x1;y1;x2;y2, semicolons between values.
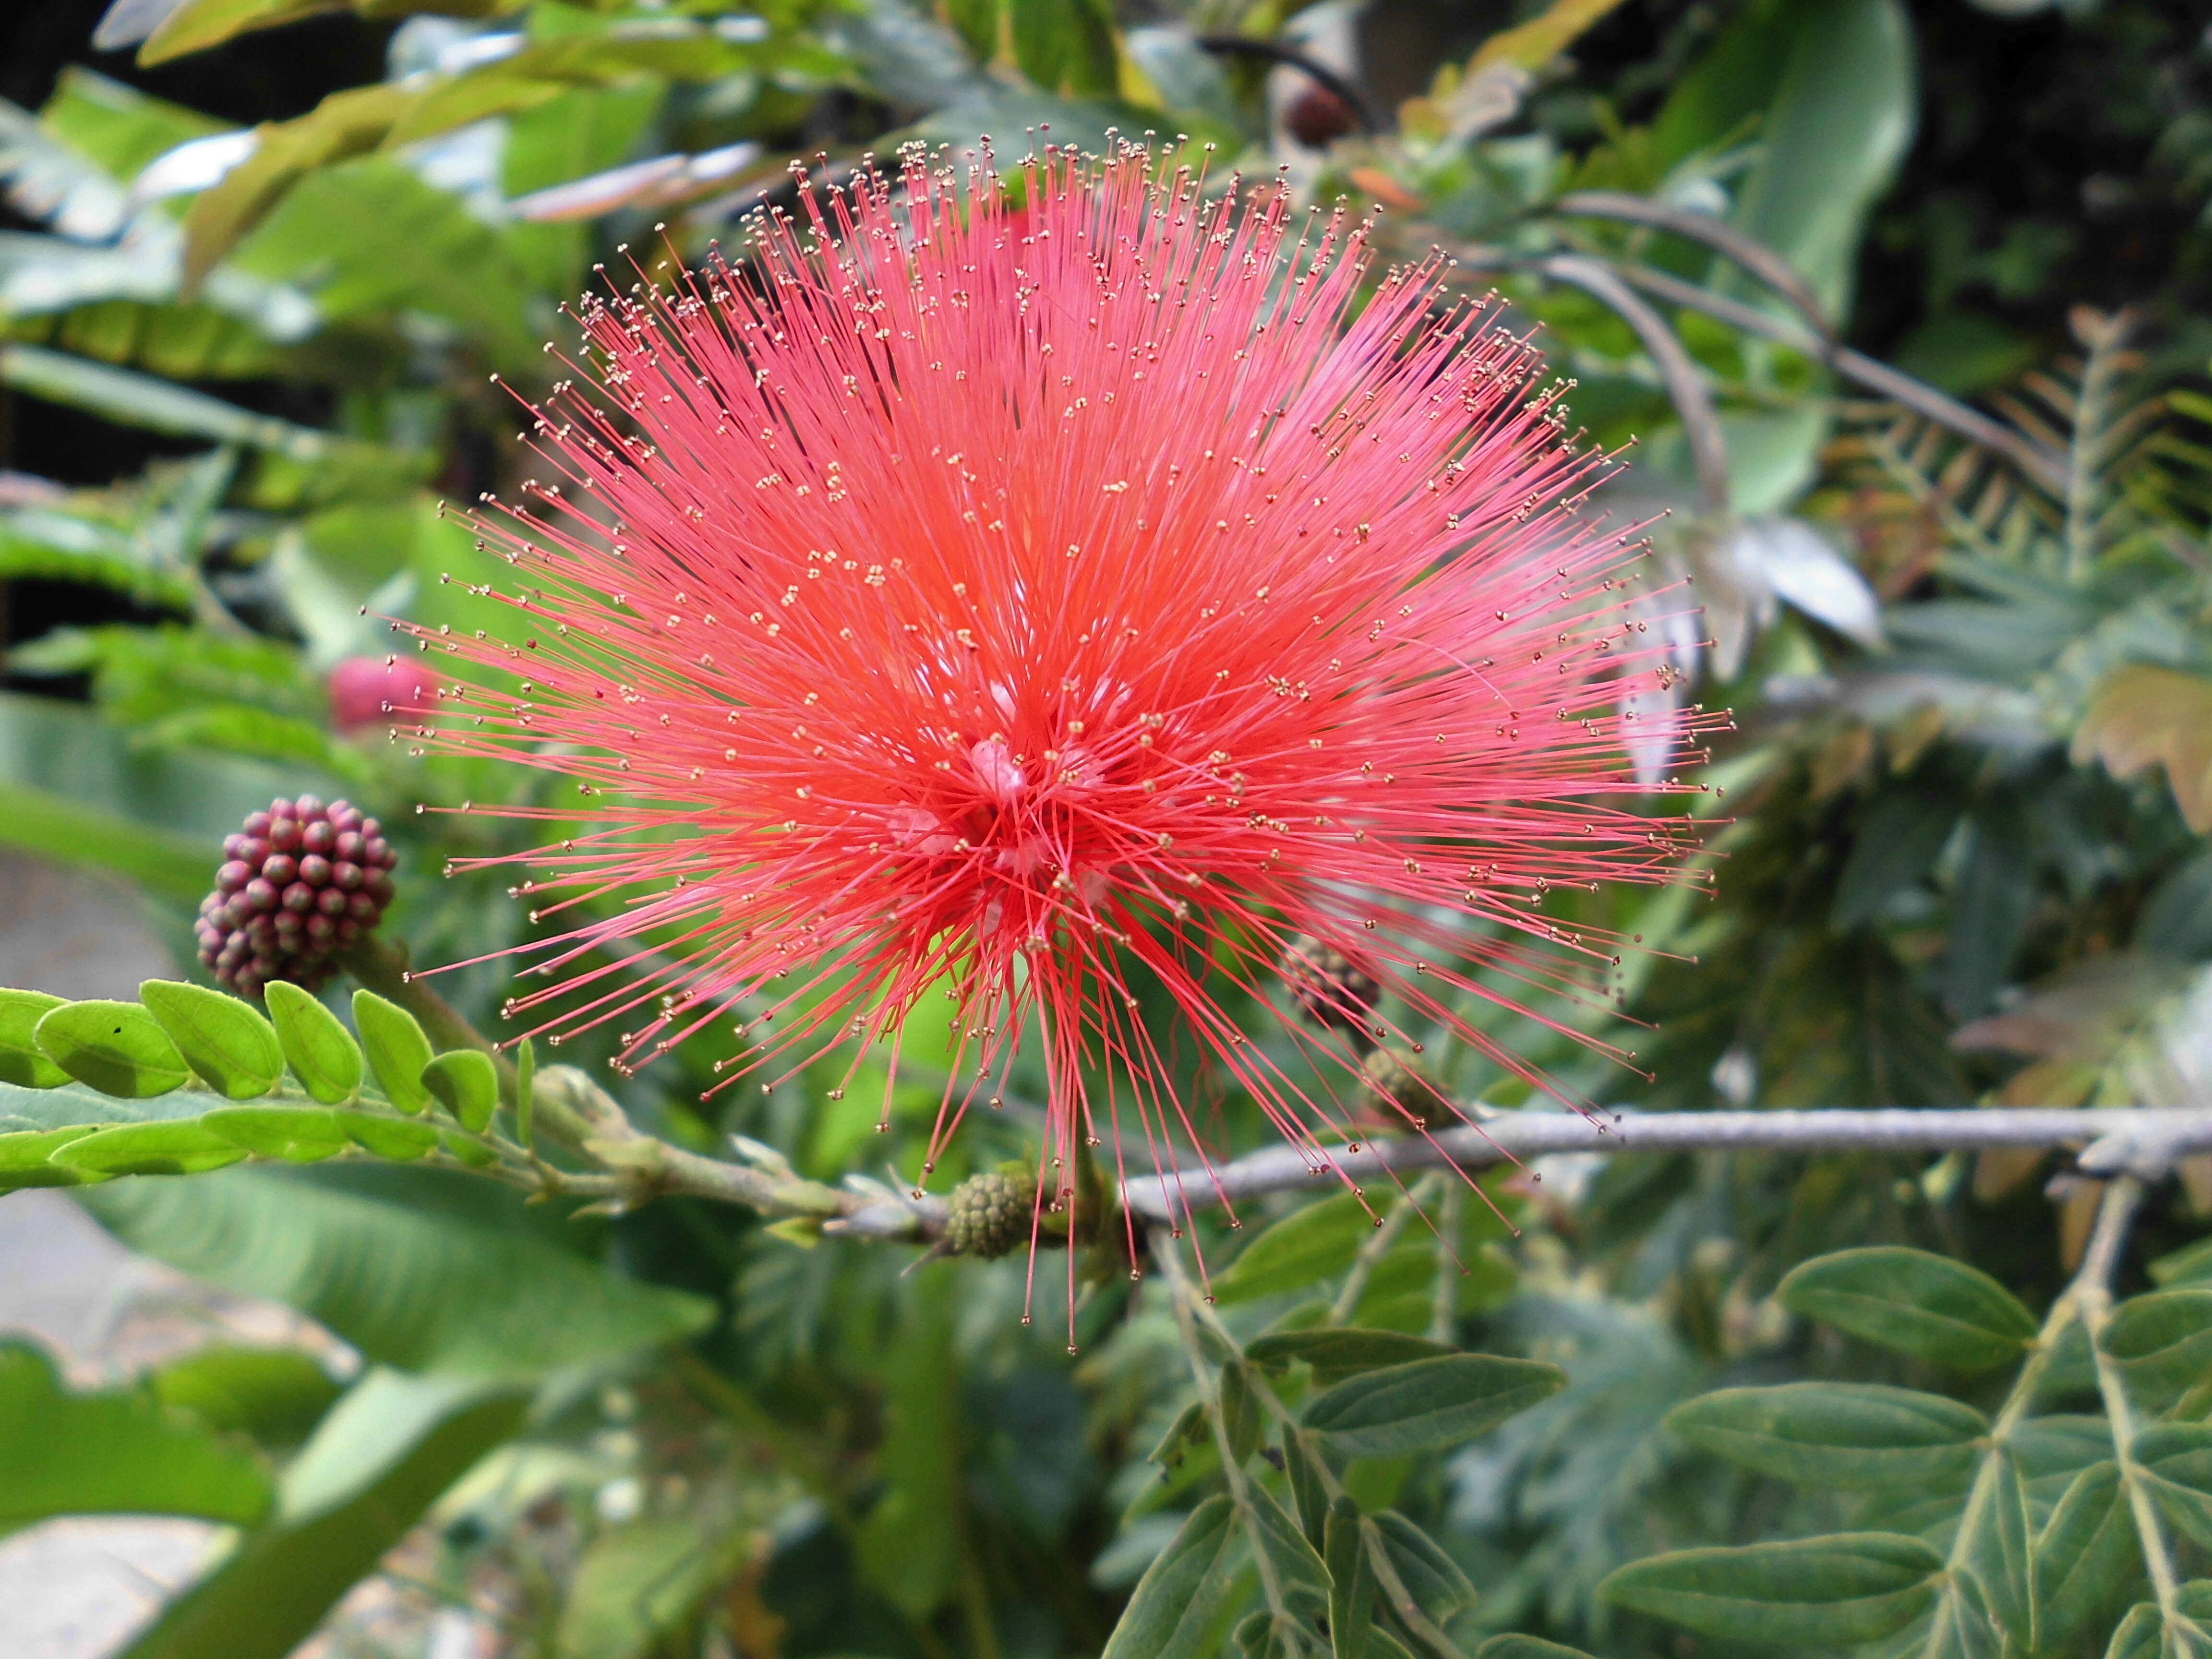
1150;1226;1311;1654
2075;1176;2203;1659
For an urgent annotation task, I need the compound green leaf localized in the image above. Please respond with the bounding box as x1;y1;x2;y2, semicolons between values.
1598;1532;1944;1646
140;981;284;1100
421;1048;497;1134
0;989;69;1088
1664;1382;1985;1490
1101;1495;1241;1659
263;981;361;1105
0;1339;271;1537
36;998;192;1097
1778;1247;2036;1373
1305;1355;1563;1458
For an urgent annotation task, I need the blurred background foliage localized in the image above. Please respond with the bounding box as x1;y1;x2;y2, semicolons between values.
1;0;2211;1656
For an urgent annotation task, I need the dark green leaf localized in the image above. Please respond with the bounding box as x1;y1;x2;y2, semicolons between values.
2035;1462;2143;1644
1968;1446;2034;1653
1326;1495;1373;1659
1247;1329;1457;1385
1282;1427;1332;1546
264;981;361;1105
80;1166;715;1377
1369;1512;1479;1626
351;990;433;1116
116;1370;527;1659
48;1119;247;1176
0;1338;271;1537
1101;1495;1241;1659
36;998;192;1097
1149;1400;1209;1470
1304;1355;1563;1458
2103;1290;2212;1398
1835;791;1956;930
1778;1247;2036;1372
1220;1360;1263;1467
202;1106;349;1162
2134;1423;2212;1549
140;980;285;1101
1243;1482;1330;1625
0;1126;102;1190
1597;1532;1945;1646
1664;1382;1986;1490
0;989;69;1088
150;1345;342;1447
1475;1640;1598;1659
421;1048;497;1134
555;1516;722;1659
331;1109;439;1161
1214;1192;1369;1304
2104;1601;2161;1659
2150;1237;2212;1287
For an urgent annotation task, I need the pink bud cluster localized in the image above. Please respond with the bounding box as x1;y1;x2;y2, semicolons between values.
197;796;396;997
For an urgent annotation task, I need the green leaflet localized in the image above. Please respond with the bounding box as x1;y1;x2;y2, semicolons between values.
1213;1191;1371;1304
2034;1462;2142;1645
1598;1532;1945;1646
1778;1247;2037;1373
140;980;285;1100
1303;1355;1564;1458
264;981;362;1105
1246;1328;1458;1386
0;989;69;1088
35;998;192;1097
1664;1382;1986;1490
1101;1496;1242;1659
421;1048;498;1134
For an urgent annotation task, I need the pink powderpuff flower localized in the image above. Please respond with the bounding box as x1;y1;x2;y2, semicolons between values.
403;142;1708;1306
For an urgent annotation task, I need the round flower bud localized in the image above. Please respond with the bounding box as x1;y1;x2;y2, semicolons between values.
329;656;432;735
1284;84;1358;150
198;796;397;998
945;1170;1030;1260
1360;1047;1455;1131
1278;938;1381;1037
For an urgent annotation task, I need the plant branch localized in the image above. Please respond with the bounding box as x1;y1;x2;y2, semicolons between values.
1119;1106;2212;1222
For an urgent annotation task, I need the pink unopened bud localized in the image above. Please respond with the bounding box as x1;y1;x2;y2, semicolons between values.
330;656;430;734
